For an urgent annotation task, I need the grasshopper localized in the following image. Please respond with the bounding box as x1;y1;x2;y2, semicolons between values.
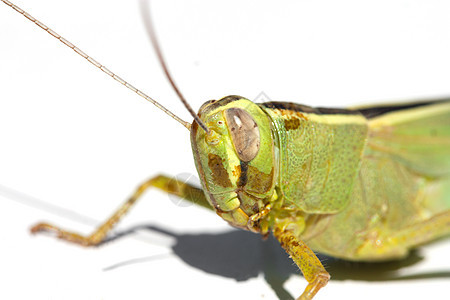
1;1;450;299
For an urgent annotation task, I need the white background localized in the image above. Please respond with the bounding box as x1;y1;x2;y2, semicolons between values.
1;0;450;299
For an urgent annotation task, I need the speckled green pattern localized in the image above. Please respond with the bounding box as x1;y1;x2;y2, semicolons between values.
261;106;368;213
303;101;450;260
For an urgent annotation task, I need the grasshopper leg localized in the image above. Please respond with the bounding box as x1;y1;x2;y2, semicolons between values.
31;174;212;246
358;209;450;258
389;210;450;248
273;227;330;300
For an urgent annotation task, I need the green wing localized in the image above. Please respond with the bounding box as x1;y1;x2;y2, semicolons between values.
357;100;450;229
304;100;450;260
365;101;450;178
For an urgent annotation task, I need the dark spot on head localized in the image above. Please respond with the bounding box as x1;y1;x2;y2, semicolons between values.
208;153;232;188
246;165;274;194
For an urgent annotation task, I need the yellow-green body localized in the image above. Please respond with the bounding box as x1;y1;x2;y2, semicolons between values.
191;96;450;262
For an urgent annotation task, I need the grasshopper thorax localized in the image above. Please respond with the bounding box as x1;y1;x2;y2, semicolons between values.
191;96;278;231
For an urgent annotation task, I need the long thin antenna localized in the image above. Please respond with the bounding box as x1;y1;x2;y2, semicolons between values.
1;0;191;131
140;0;210;133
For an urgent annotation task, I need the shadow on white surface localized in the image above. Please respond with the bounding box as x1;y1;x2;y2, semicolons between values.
1;181;450;299
104;224;450;300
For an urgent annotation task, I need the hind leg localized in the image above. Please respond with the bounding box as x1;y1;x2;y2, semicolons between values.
357;210;450;260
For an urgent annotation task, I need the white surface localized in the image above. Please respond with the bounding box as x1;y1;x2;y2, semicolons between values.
1;1;450;299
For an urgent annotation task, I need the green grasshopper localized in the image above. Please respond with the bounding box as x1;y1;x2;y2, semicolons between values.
2;1;450;299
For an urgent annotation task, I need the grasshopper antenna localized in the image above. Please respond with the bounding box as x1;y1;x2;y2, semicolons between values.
140;0;210;133
1;0;192;131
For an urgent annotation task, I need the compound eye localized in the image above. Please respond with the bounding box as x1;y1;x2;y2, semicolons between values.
224;108;260;162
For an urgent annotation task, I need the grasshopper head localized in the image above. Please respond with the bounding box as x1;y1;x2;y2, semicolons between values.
191;96;277;230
